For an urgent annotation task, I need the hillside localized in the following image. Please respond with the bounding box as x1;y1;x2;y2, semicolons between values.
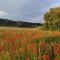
0;18;42;27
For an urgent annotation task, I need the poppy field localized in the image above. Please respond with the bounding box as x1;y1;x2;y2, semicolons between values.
0;28;60;60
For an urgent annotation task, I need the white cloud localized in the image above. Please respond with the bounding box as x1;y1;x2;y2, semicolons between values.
0;10;7;16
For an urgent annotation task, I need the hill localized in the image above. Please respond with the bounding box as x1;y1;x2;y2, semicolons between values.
0;18;42;27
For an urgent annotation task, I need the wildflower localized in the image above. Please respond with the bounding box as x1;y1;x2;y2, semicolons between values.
54;49;58;54
32;49;37;54
54;57;59;60
45;55;50;60
26;57;30;60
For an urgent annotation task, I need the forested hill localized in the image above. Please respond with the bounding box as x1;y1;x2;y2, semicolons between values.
0;18;42;27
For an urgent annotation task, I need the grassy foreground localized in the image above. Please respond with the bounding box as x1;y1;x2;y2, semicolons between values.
0;27;60;60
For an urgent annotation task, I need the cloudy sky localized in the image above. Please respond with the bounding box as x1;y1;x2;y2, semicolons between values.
0;0;60;23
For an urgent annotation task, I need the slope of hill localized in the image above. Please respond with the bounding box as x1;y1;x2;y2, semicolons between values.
0;18;42;27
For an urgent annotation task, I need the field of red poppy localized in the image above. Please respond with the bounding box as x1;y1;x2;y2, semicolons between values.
0;27;60;60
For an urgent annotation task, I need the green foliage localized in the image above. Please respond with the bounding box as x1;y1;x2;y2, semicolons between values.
44;7;60;30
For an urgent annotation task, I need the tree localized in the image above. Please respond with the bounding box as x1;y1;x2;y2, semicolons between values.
43;7;60;30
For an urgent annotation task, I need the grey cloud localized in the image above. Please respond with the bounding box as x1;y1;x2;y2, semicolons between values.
0;0;60;23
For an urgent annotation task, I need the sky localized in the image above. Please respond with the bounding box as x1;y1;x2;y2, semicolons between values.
0;0;60;23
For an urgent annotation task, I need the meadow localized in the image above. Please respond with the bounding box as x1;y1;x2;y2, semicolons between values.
0;27;60;60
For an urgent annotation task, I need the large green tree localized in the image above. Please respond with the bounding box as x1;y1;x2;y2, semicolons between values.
44;7;60;30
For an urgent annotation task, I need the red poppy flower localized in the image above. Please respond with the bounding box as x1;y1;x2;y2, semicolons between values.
26;57;30;60
54;57;59;60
